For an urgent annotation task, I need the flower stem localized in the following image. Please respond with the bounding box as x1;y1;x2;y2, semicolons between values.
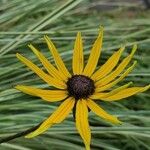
0;123;41;144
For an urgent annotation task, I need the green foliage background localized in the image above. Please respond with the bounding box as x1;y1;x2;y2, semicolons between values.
0;0;150;149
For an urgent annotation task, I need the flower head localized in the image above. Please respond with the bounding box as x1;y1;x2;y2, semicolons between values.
16;27;150;150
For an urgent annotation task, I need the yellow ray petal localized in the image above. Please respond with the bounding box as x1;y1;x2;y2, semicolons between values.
87;99;121;124
26;97;75;138
91;46;125;81
72;32;84;74
95;44;137;87
101;84;150;101
15;85;67;102
91;82;133;99
16;53;66;89
76;99;91;150
96;61;137;92
83;27;103;76
44;35;71;78
28;44;67;81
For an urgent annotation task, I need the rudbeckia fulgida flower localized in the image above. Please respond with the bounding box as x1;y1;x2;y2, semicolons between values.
16;27;150;150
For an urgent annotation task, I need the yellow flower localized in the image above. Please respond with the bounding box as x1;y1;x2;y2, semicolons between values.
16;27;149;150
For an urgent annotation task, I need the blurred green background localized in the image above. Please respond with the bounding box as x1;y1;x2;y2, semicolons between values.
0;0;150;149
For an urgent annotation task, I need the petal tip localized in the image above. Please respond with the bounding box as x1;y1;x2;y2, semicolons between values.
44;35;48;41
76;31;82;41
120;46;125;53
129;81;133;85
133;43;137;48
145;84;150;90
131;44;137;55
77;31;81;36
28;44;39;55
15;85;20;89
44;35;49;40
99;25;104;31
16;53;22;59
118;120;123;125
15;85;25;91
114;118;122;125
16;53;20;57
28;44;32;47
98;26;104;38
24;130;41;139
25;134;34;139
44;35;53;45
133;60;137;66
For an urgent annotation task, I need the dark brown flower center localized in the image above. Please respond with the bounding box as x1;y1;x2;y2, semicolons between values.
67;75;95;100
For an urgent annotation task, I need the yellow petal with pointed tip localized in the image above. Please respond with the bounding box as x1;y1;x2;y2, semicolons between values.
91;82;133;99
96;45;137;86
91;46;125;81
72;32;84;74
16;53;66;89
28;44;67;81
83;27;103;76
76;100;91;150
44;35;71;78
96;61;137;92
87;99;121;124
15;85;67;102
101;84;150;101
25;97;75;138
